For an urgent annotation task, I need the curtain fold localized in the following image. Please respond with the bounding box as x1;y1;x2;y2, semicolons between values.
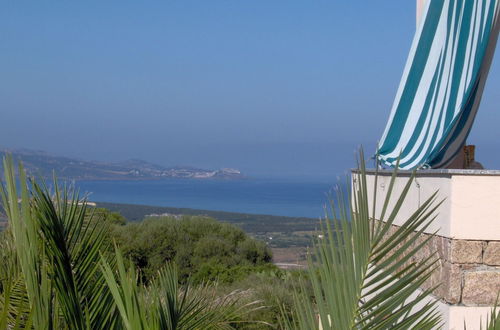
378;0;500;169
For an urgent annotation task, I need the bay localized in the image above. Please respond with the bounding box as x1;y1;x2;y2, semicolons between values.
76;178;341;218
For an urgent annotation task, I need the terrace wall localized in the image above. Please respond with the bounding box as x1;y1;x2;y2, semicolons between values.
358;169;500;329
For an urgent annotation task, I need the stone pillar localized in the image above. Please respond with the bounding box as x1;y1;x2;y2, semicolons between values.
359;169;500;329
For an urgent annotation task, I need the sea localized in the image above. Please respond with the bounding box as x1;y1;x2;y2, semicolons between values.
76;177;346;219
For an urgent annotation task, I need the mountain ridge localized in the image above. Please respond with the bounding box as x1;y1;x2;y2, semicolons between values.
0;148;244;181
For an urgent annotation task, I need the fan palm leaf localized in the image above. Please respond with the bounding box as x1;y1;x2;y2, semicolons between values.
482;300;500;330
30;179;118;329
0;156;119;329
150;264;262;329
0;156;53;329
101;246;263;330
284;153;443;329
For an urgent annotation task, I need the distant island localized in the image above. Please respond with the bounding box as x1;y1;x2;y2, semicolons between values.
0;148;244;181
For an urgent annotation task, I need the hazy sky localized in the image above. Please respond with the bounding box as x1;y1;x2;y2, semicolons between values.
1;1;499;178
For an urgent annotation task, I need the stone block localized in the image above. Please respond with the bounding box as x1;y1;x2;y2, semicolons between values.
435;236;451;261
423;260;461;304
462;271;500;305
422;259;444;295
442;262;462;304
450;240;484;264
416;234;433;261
484;242;500;266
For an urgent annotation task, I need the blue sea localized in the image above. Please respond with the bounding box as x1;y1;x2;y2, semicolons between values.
76;178;343;218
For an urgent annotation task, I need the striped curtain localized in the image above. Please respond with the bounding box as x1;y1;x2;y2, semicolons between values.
378;0;500;169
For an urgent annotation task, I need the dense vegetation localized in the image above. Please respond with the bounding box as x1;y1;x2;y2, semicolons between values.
109;215;274;284
98;210;304;326
98;202;319;250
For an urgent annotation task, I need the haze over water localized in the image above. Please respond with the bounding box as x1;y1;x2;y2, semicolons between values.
77;177;340;218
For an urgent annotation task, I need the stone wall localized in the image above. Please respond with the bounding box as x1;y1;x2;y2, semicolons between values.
384;223;500;306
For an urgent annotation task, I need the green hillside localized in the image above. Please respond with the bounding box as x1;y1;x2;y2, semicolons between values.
96;202;320;250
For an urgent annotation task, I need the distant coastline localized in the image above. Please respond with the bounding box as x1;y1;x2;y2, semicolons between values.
0;148;245;181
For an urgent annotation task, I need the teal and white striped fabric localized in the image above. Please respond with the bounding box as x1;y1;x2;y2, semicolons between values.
378;0;500;169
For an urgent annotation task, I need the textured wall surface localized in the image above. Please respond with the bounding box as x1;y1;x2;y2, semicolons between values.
382;222;500;306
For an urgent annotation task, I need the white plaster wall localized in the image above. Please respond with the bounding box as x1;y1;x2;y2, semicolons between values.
362;172;500;240
450;175;500;240
448;305;494;330
423;294;492;330
359;172;452;237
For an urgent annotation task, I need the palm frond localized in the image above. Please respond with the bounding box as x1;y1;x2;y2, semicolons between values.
101;246;150;330
30;178;118;329
285;152;443;329
102;245;264;330
0;156;53;329
150;265;263;330
482;299;500;330
0;156;119;329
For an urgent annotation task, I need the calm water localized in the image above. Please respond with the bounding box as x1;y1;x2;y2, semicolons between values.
76;178;341;218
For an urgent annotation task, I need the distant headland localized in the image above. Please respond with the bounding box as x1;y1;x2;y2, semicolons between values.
0;148;244;181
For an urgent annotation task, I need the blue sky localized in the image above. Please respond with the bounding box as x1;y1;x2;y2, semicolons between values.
1;1;499;178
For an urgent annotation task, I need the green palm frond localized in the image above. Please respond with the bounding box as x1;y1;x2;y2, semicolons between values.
150;265;263;330
284;153;443;329
101;247;150;330
0;156;53;329
0;230;26;328
30;178;118;329
102;245;264;330
0;277;32;329
0;156;119;329
482;300;500;330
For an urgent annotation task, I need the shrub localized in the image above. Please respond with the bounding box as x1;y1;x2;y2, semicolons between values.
110;216;273;284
